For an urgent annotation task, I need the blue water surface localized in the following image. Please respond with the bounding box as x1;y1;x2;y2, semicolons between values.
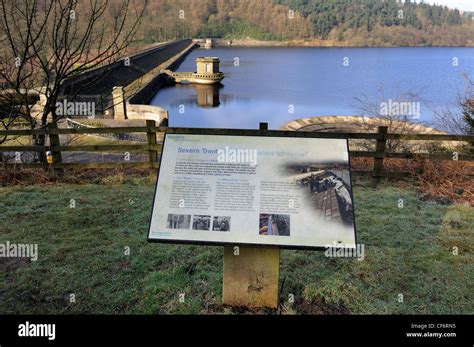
149;47;474;129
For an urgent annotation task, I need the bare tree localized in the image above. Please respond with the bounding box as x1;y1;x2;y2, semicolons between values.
0;0;49;144
352;85;431;152
0;0;146;164
434;73;474;136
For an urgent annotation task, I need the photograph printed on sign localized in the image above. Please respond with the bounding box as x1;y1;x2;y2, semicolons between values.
192;215;211;231
212;216;231;232
259;214;290;236
148;134;356;249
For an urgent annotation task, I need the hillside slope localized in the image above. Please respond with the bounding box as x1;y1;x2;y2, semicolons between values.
135;0;474;46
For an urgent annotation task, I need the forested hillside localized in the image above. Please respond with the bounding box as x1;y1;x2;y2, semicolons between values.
134;0;474;46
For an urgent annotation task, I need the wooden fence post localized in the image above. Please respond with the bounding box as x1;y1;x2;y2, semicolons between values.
48;122;63;175
146;120;158;169
222;122;280;309
372;126;388;185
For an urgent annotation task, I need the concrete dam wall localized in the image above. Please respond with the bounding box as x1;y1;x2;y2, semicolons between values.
61;39;192;97
127;41;197;105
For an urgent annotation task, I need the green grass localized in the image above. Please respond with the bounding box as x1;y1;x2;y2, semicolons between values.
0;181;472;314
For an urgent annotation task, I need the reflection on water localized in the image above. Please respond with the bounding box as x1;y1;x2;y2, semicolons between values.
158;81;246;110
196;84;220;107
150;47;474;130
169;83;223;108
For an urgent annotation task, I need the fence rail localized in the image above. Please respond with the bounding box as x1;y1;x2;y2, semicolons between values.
1;126;473;141
1;121;473;184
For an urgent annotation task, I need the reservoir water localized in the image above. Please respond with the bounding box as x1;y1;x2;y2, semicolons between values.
149;47;474;130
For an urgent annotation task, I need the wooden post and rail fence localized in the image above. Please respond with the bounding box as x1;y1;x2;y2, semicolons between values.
1;122;473;183
1;121;473;309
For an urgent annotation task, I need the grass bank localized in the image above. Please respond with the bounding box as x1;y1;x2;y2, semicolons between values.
0;180;472;314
